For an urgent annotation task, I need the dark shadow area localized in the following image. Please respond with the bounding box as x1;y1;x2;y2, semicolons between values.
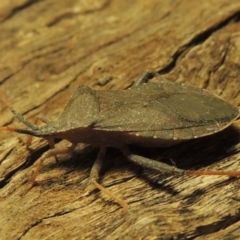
130;125;240;169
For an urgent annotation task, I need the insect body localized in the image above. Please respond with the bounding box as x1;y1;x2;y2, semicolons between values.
0;75;239;212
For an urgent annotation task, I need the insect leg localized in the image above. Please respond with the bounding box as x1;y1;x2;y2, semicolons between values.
127;153;240;178
89;147;106;181
126;153;185;175
87;147;129;213
38;115;52;124
23;142;77;194
47;138;59;163
132;70;158;86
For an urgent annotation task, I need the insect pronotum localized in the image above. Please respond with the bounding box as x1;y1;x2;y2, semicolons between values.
1;71;240;212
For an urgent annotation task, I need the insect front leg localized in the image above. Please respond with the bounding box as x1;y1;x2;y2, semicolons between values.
87;147;129;213
23;142;77;195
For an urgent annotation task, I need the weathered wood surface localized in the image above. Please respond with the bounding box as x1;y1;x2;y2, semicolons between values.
0;0;240;239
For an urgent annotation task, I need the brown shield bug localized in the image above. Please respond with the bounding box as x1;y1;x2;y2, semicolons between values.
0;71;240;212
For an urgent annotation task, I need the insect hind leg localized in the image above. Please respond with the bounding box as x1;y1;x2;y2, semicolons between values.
126;152;185;175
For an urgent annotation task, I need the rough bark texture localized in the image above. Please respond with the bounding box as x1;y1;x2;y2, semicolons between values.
0;0;240;239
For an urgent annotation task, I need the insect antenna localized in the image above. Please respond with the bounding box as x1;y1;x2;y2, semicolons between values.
0;91;39;135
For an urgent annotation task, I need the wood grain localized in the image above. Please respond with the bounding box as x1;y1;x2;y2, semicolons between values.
0;0;240;239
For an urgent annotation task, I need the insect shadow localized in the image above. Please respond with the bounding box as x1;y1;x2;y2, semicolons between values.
129;125;240;193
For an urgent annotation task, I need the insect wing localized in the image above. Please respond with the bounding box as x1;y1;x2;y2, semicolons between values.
94;82;239;140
